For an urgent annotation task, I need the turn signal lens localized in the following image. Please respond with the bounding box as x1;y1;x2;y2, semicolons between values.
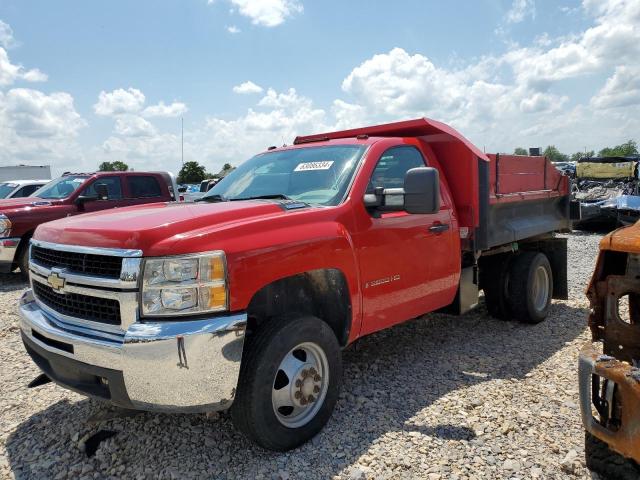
207;256;225;281
202;284;227;310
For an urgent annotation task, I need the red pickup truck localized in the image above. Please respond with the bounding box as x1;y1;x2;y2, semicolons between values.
19;118;571;451
0;171;177;277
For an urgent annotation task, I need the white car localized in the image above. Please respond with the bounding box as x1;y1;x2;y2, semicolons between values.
0;179;50;199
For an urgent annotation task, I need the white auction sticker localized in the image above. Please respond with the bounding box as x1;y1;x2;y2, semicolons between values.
294;161;334;172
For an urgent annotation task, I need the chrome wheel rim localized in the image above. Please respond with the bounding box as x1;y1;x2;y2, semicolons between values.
532;265;550;312
271;342;329;428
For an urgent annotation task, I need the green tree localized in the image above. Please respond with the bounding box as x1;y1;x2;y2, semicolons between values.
177;161;208;184
543;145;569;163
99;161;129;171
223;163;233;171
598;140;638;157
513;147;527;155
570;150;595;162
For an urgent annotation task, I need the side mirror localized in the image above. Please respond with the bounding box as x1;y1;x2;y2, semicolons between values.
75;194;98;205
363;167;440;214
95;183;109;200
404;167;440;214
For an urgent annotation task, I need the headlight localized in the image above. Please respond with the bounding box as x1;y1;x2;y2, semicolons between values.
0;214;11;238
141;252;227;316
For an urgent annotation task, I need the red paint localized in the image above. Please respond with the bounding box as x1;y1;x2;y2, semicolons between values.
30;118;569;344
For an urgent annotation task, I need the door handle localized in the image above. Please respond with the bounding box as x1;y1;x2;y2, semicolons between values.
429;223;450;233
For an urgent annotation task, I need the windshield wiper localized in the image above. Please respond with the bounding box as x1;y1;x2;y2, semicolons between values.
230;194;292;201
196;194;228;203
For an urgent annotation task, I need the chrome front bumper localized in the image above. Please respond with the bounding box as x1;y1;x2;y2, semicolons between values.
19;290;246;412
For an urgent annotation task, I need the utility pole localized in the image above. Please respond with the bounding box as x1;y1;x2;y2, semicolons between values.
181;117;184;166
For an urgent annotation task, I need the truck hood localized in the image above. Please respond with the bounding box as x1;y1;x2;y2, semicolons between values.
0;197;54;213
35;200;305;254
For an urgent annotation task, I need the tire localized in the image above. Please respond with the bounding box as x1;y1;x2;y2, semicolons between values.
17;239;30;280
585;432;640;480
482;255;513;320
231;314;342;451
507;252;553;324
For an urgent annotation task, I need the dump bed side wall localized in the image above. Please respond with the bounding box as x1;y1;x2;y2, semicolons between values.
488;154;569;199
478;154;571;250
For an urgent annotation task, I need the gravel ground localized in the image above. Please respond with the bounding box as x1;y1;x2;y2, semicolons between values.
0;232;604;479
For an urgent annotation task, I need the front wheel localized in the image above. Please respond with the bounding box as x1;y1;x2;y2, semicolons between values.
17;239;30;280
231;314;342;451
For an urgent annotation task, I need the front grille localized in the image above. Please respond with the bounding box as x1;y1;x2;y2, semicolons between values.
31;246;123;279
33;281;121;325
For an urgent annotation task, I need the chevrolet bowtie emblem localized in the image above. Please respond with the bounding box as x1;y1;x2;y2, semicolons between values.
47;272;66;291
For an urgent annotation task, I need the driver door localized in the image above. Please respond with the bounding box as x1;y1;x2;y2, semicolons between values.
353;145;458;335
77;177;124;213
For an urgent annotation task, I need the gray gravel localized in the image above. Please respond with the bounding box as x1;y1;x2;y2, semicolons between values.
0;232;603;479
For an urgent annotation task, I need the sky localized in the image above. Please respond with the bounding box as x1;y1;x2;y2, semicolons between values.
0;0;639;176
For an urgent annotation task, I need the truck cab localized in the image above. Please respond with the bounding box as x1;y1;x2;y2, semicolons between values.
0;171;177;276
18;118;570;451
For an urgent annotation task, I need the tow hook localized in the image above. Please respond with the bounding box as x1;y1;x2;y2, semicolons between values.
27;373;51;388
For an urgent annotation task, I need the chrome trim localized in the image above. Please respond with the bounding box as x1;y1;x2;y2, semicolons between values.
30;238;143;258
29;260;139;290
30;271;139;331
20;290;246;412
121;258;142;284
0;237;20;263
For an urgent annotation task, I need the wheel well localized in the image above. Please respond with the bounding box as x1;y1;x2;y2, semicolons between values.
478;236;567;300
14;230;34;267
246;269;352;346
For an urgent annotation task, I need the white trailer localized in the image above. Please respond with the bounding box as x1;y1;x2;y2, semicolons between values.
0;165;52;182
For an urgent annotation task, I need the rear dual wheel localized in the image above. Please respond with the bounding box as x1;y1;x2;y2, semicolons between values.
484;251;553;323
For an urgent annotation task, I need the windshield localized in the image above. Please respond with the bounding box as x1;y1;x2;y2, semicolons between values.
34;176;88;199
203;145;366;206
0;183;18;199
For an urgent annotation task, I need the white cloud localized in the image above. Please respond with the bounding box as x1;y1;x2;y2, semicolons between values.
0;88;86;170
114;115;157;137
228;0;303;27
142;101;188;118
519;92;568;113
0;47;47;86
503;0;640;90
232;80;263;94
226;25;241;34
0;20;15;48
591;66;640;109
94;87;145;116
6;0;640;178
2;88;85;139
506;0;536;23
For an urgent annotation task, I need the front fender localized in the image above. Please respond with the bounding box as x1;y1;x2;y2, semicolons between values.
226;220;361;338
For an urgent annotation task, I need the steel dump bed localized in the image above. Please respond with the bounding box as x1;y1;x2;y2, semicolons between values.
483;153;570;249
295;118;571;251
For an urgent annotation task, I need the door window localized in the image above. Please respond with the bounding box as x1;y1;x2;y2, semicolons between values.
367;146;427;193
127;176;162;198
12;184;40;197
82;177;123;199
